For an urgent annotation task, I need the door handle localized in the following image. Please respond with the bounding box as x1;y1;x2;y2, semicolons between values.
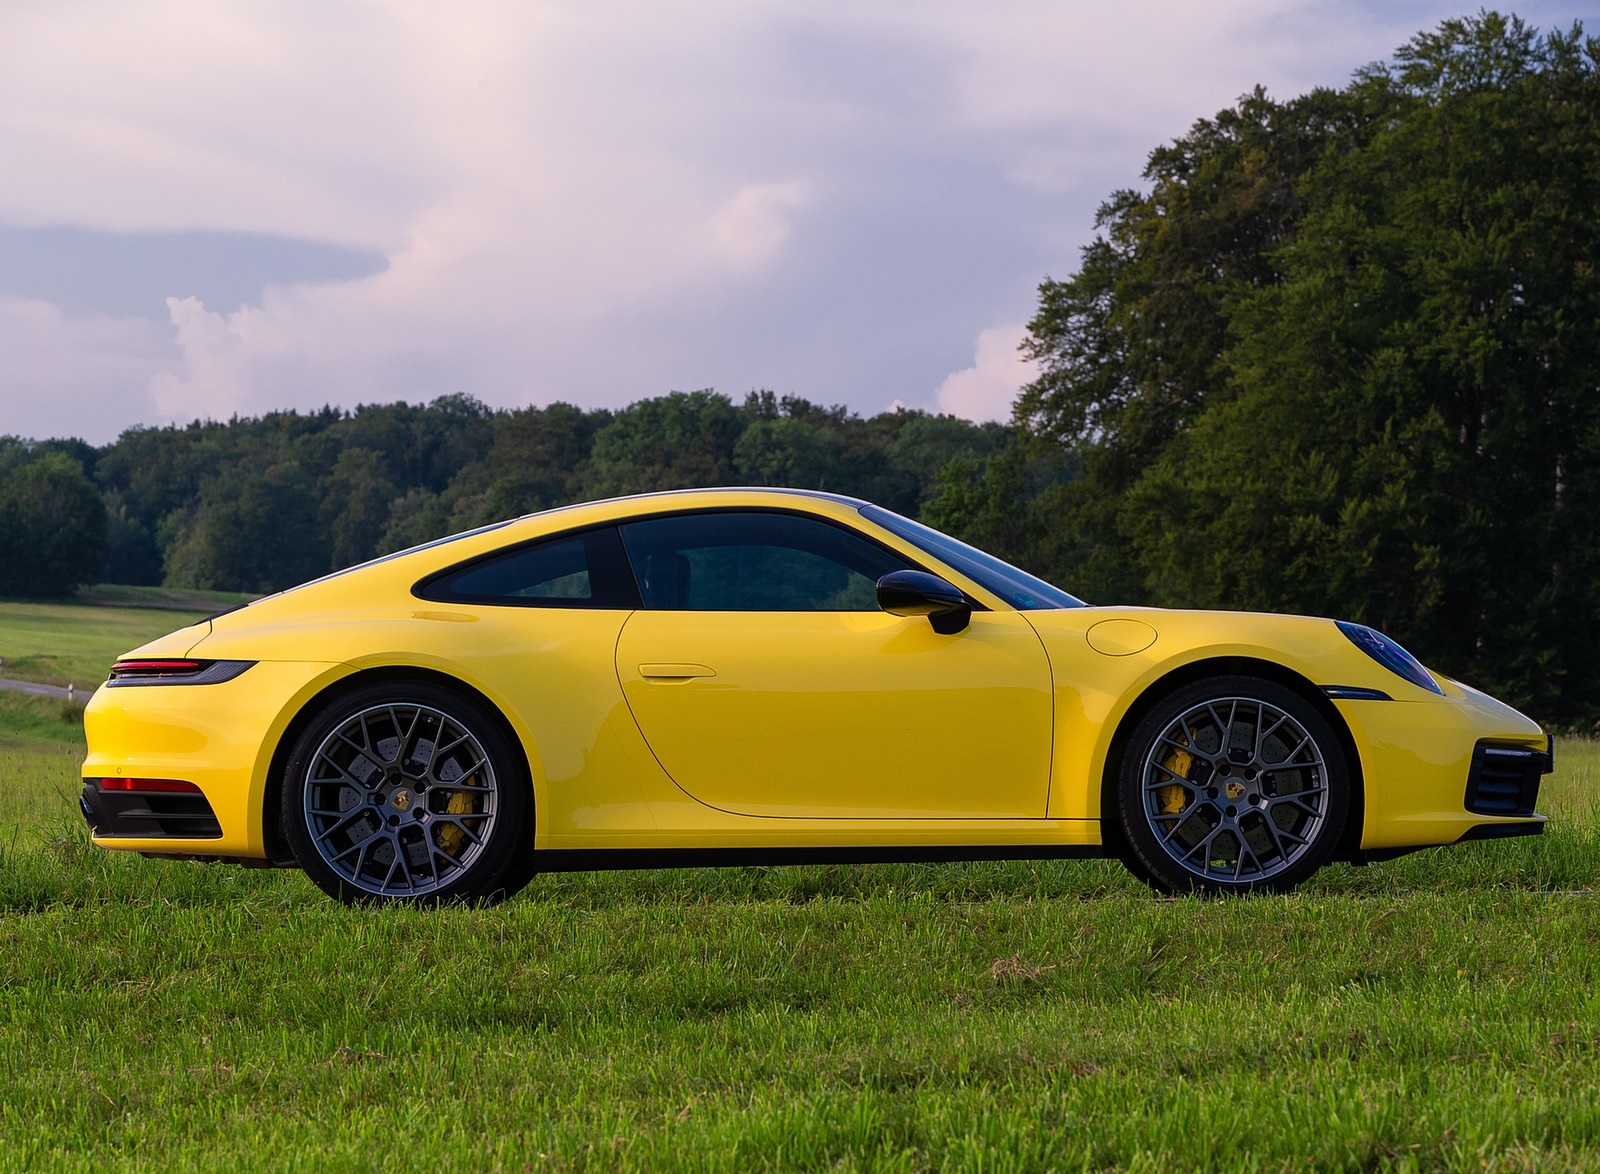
638;662;717;681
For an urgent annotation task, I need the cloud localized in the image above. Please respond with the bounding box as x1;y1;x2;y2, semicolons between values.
148;296;260;424
2;0;1578;440
935;324;1035;423
708;181;813;272
0;224;386;320
0;299;174;442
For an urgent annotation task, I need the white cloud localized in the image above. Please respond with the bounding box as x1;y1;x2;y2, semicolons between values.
935;323;1035;423
708;181;813;272
147;297;262;424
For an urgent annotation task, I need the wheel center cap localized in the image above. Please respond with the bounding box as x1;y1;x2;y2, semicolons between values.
1224;780;1246;801
391;788;413;812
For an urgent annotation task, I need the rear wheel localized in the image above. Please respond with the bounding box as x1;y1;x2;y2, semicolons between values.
282;681;533;906
1117;676;1349;895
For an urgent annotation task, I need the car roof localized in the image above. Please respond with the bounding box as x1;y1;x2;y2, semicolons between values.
553;486;871;512
247;487;876;605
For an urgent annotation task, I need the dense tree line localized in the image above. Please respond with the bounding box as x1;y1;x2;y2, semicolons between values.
0;390;999;598
928;13;1600;724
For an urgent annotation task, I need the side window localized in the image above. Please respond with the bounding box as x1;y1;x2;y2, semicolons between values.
416;528;639;608
617;511;913;611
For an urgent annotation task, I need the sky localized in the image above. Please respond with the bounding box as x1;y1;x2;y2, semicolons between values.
0;1;1588;444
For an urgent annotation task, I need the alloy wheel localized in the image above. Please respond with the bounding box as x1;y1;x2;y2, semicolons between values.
301;702;499;898
1138;694;1331;884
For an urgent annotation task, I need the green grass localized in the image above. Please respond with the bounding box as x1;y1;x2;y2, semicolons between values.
1;707;1599;1169
0;590;223;689
72;583;260;613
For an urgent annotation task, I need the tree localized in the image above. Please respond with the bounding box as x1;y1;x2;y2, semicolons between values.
454;402;609;525
0;449;109;597
100;489;163;586
1132;15;1600;718
20;388;1001;599
163;460;326;592
733;417;835;489
990;12;1600;722
321;447;398;570
580;391;745;497
922;442;1079;583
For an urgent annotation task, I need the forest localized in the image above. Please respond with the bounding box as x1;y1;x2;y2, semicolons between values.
0;390;1001;600
1;13;1596;725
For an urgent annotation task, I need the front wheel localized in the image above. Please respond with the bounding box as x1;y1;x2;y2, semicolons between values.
282;681;533;906
1117;676;1349;895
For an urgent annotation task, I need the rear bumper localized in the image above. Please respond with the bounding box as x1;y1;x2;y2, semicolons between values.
81;659;346;858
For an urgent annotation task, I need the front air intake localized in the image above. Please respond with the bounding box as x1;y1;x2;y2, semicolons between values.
1463;740;1552;818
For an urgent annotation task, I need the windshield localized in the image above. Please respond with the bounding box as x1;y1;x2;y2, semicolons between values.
858;505;1086;610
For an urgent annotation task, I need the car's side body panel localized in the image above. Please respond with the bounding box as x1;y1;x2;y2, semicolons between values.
191;606;653;846
615;609;1053;819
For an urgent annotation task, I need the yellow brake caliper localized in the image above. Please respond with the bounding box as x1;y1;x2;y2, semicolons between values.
437;784;474;856
1155;735;1194;815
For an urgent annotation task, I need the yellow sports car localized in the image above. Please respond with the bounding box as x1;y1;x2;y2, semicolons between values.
80;488;1551;904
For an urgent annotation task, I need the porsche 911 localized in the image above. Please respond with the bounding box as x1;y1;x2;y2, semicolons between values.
80;488;1552;903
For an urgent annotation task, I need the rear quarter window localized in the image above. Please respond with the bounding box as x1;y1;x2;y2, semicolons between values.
414;527;640;608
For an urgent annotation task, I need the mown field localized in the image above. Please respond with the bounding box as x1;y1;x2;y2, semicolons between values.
0;585;254;690
2;602;1599;1170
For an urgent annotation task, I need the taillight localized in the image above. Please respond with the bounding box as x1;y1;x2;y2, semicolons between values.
94;778;203;794
110;659;201;676
106;659;255;687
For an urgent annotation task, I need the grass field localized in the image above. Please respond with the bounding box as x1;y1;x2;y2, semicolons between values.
3;619;1600;1169
0;584;253;690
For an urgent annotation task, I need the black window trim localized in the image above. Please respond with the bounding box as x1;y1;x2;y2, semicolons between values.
412;506;990;613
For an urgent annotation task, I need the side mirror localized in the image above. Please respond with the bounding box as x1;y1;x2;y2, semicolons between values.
875;569;972;635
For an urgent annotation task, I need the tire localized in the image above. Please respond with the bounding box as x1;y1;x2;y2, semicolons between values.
1116;676;1349;895
282;680;534;906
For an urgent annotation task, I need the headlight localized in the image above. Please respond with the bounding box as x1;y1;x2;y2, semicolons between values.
1335;622;1442;695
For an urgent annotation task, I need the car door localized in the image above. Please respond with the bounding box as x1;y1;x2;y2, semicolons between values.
612;508;1054;819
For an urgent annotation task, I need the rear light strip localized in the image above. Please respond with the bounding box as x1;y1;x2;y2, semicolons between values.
106;659;255;687
93;778;203;794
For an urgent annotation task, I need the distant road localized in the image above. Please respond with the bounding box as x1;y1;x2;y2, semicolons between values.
0;677;78;700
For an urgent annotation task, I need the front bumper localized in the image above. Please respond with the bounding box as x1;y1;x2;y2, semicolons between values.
1335;687;1550;851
